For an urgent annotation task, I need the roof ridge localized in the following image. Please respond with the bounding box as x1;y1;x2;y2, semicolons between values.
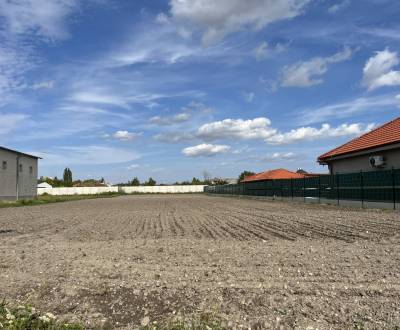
318;117;400;160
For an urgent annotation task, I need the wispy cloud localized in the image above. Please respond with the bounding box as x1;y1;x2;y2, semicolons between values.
328;0;350;14
153;132;195;143
254;41;287;61
35;145;140;166
113;130;142;141
0;113;29;135
32;80;55;90
0;0;79;40
281;47;353;88
150;112;191;125
169;0;311;45
297;94;399;125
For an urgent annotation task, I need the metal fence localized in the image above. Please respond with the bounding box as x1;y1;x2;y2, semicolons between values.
204;168;400;209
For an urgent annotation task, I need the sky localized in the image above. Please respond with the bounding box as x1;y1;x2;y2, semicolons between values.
0;0;399;184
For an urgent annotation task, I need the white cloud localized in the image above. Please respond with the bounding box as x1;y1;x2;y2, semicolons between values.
35;145;140;166
170;0;311;45
328;0;350;14
182;143;230;157
254;41;286;61
149;112;191;125
281;47;353;87
266;123;375;145
197;118;277;141
362;48;400;90
0;113;29;135
32;80;55;90
113;130;142;141
126;164;140;170
0;0;79;39
396;94;400;107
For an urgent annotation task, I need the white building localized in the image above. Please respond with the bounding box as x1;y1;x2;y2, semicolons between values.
0;146;40;200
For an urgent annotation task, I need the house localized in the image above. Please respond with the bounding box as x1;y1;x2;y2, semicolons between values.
241;168;306;182
318;117;400;174
0;146;40;200
38;182;52;189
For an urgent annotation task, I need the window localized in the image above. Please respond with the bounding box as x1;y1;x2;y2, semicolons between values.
2;161;6;170
29;166;33;174
19;164;23;172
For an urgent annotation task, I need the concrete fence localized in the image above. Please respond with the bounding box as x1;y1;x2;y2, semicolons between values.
120;185;206;194
37;187;119;195
37;185;206;195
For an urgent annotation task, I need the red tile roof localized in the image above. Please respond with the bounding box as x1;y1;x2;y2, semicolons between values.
242;169;306;182
318;117;400;162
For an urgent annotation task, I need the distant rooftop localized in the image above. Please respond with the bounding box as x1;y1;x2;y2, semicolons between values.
242;168;306;182
0;146;41;159
318;117;400;163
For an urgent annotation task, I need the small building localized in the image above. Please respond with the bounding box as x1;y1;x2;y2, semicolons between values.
318;117;400;174
241;168;306;182
38;182;52;189
0;146;40;200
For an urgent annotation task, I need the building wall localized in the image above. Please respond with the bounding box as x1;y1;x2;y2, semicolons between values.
0;149;38;200
329;148;400;174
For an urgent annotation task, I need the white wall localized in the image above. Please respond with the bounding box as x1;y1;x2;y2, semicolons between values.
121;185;206;194
37;185;205;195
37;187;118;195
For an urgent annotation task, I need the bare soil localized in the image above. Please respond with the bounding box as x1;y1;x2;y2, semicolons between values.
0;195;400;329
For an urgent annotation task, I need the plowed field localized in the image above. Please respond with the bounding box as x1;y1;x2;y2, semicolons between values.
1;195;399;329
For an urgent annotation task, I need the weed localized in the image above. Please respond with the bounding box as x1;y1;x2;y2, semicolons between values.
0;301;83;329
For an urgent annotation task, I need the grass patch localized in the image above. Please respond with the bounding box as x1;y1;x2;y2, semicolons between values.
0;192;124;209
0;301;83;329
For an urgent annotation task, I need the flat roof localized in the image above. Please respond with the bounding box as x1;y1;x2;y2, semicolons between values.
0;146;42;159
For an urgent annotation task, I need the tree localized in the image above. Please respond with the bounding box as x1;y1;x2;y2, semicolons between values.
213;178;228;185
202;171;212;185
63;168;73;186
131;177;140;186
145;177;156;186
238;170;255;182
191;177;202;185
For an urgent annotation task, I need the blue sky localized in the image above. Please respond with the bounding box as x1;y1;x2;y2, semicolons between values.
0;0;399;183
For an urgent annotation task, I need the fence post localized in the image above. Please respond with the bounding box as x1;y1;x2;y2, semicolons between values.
392;167;396;210
318;175;321;204
336;173;340;206
291;178;293;201
272;180;275;200
360;170;364;208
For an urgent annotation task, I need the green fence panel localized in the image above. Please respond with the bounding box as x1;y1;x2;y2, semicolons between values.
337;172;362;201
362;170;393;202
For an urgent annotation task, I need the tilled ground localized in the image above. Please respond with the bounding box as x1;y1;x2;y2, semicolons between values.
0;195;400;329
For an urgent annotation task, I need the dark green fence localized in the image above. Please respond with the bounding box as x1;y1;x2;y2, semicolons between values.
204;168;400;209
